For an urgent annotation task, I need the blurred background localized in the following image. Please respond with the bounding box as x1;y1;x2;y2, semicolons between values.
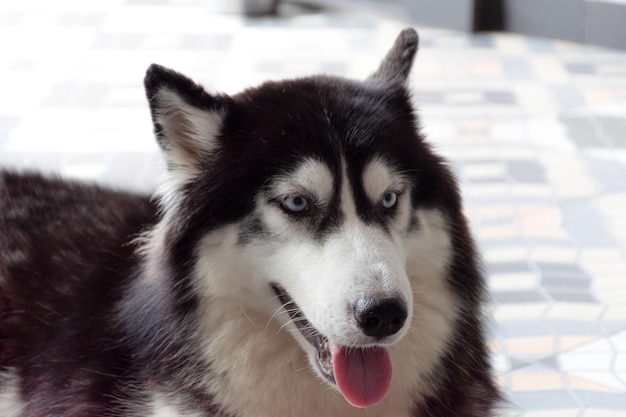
1;1;625;416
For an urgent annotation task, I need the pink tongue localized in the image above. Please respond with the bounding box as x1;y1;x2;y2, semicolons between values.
329;340;392;408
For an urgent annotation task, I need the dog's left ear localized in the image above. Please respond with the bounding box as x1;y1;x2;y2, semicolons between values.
367;28;419;86
144;64;229;176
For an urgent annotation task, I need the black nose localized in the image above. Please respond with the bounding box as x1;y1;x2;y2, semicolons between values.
354;297;408;340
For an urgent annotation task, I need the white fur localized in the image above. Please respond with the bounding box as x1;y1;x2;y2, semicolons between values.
152;88;224;213
0;372;24;417
184;156;459;416
361;157;407;202
148;394;203;417
270;158;335;206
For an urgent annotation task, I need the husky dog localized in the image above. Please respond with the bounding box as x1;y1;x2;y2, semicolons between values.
0;29;499;416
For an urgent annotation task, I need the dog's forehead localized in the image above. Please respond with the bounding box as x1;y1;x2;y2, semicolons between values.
220;75;423;208
232;76;408;134
227;76;417;161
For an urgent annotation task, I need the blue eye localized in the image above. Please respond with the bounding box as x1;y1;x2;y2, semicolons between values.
382;192;397;209
282;195;309;213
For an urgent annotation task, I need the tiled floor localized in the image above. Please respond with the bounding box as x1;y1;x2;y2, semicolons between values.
1;1;625;416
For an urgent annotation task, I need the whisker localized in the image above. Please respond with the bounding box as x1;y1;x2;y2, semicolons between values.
265;304;289;332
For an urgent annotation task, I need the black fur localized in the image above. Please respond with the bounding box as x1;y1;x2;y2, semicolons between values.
0;28;499;416
0;171;157;415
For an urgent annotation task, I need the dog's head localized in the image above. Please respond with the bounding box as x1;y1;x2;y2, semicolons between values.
144;29;462;409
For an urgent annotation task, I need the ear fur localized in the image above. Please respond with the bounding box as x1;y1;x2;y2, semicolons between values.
144;64;228;176
368;28;419;86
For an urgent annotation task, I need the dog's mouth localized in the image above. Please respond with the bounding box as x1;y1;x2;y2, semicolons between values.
271;284;334;381
271;284;392;408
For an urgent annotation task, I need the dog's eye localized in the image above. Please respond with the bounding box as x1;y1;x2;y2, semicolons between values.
281;195;310;213
382;192;397;209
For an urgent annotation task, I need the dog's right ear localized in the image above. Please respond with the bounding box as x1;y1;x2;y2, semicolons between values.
144;64;228;178
367;28;419;87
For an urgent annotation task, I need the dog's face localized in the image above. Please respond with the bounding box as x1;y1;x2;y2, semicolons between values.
145;29;459;409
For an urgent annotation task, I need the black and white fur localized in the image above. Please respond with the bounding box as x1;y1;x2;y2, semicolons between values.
0;29;499;416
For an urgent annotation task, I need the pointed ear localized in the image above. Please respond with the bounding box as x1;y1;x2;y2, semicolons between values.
144;64;228;175
368;28;419;86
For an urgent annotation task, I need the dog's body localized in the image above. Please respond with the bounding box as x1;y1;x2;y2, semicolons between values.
0;29;498;416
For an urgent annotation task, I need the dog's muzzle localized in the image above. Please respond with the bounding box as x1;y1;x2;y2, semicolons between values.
270;283;406;408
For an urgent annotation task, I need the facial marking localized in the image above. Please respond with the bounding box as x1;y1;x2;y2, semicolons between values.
270;158;334;206
361;157;407;204
352;157;412;229
251;158;341;240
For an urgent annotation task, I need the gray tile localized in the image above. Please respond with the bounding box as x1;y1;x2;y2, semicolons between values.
494;290;547;304
510;357;535;370
488;262;534;274
470;178;510;185
547;291;597;303
604;321;626;333
550;85;586;109
559;116;607;148
564;63;596;74
541;277;591;288
586;156;626;193
536;262;590;279
535;262;582;273
596;117;626;148
510;390;578;410
533;357;561;370
514;357;561;372
551;320;606;335
525;37;556;53
469;34;495;48
502;57;534;80
415;90;446;104
526;239;580;248
480;217;518;227
560;200;615;247
573;390;626;410
506;159;547;182
418;37;436;48
480;239;532;250
499;320;555;338
485;91;517;104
